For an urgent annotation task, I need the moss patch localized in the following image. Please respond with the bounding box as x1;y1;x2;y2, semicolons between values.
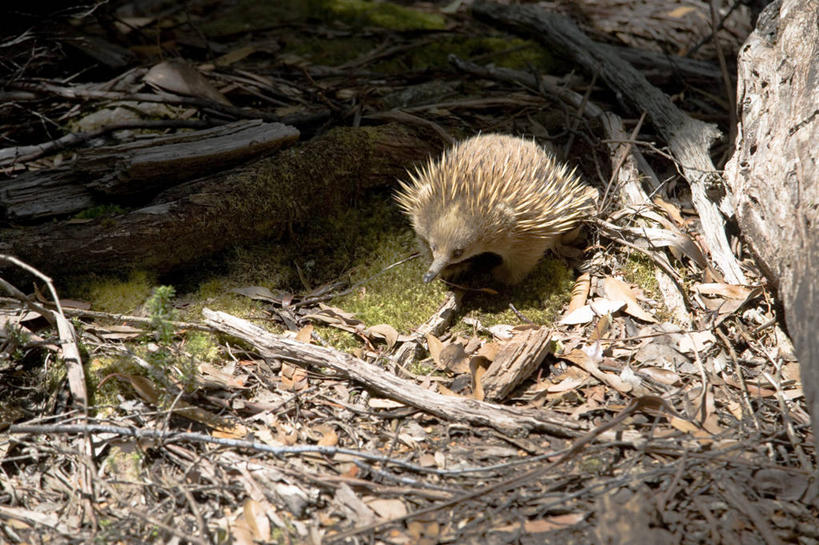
69;270;155;314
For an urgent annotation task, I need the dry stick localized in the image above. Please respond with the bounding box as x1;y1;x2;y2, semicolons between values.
0;255;98;527
0;119;212;166
326;396;675;543
762;368;812;473
715;327;764;433
202;308;579;437
472;2;746;285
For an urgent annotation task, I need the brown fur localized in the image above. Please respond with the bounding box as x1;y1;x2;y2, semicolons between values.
395;134;597;284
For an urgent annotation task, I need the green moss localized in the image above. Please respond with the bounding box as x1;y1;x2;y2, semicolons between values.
325;0;446;31
200;0;444;38
374;36;553;74
621;253;661;301
87;353;145;410
314;326;359;352
184;331;221;363
73;205;127;220
69;270;155;314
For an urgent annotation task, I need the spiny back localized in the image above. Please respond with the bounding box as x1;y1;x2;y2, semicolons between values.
395;134;596;240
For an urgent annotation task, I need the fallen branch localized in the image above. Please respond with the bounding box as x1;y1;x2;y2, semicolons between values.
203;308;581;437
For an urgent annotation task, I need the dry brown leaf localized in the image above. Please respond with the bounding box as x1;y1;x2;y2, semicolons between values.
199;362;247;389
144;60;231;105
476;341;500;361
497;513;585;533
601;277;657;322
440;342;469;373
653;196;687;226
295;324;313;343
667;6;698;18
281;362;308;392
368;498;407;519
560;347;632;394
546;374;586;393
566;272;591;314
470;360;487;401
243;499;271;542
365;324;399;349
93;324;143;340
315;424;339;447
425;333;444;363
693;283;753;300
636;366;681;385
723;376;776;397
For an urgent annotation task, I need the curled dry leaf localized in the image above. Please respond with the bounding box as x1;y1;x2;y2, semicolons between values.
314;424;339;447
144;60;232;105
367;498;408;519
560;299;625;325
636;366;681;385
600;277;657;323
425;333;444;363
566;272;591;314
281;362;308;392
440;342;469;373
295;324;313;343
470;358;488;401
365;323;398;349
243;499;271;542
693;283;753;300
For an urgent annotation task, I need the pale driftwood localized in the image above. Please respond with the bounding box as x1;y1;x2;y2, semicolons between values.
481;327;553;402
1;120;299;221
723;0;819;453
202;308;582;437
472;1;746;285
0;123;440;277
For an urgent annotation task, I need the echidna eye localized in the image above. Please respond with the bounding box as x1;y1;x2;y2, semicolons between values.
452;249;464;259
429;242;437;252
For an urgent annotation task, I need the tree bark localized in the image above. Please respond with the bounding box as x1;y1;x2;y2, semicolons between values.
724;0;819;454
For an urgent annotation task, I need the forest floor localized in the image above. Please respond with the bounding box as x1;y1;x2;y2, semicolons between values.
1;1;816;544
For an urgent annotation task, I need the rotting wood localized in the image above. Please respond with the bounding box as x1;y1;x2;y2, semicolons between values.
481;326;553;402
202;308;582;437
723;0;819;455
472;1;746;285
1;120;299;221
0;123;441;277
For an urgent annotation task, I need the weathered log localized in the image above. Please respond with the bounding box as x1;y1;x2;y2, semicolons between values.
1;120;299;221
0;123;440;276
724;0;818;454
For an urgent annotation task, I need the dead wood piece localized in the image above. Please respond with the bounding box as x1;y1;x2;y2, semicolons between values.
0;123;440;277
481;327;553;402
472;1;746;285
723;0;819;454
202;308;581;437
1;120;299;221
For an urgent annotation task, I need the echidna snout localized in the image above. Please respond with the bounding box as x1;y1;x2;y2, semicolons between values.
395;133;597;284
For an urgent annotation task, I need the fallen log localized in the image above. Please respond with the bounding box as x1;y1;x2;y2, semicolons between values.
0;123;440;276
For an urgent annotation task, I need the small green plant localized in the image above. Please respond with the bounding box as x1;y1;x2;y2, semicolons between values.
147;285;176;344
143;286;198;395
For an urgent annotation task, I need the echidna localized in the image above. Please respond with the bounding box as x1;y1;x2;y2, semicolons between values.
395;134;597;284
